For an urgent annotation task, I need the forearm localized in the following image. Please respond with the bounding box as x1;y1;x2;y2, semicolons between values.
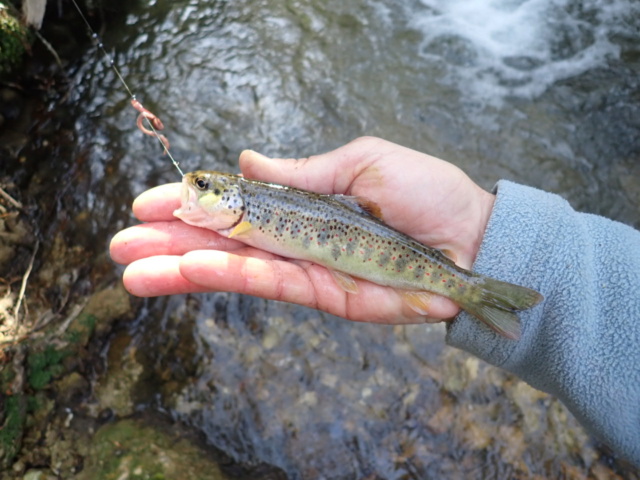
446;180;640;466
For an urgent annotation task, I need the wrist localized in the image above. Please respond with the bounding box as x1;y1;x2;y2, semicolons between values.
468;187;496;267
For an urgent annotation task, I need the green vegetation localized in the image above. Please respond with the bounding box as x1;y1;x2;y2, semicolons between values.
0;3;29;74
66;313;97;345
27;345;68;390
0;395;25;470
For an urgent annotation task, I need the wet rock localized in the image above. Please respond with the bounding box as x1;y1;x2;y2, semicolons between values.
0;131;29;159
22;470;57;480
75;419;231;480
0;88;24;121
54;372;89;404
94;332;142;417
507;380;548;434
60;284;133;349
82;284;133;337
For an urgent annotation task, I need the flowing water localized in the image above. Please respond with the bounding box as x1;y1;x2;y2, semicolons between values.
62;0;639;477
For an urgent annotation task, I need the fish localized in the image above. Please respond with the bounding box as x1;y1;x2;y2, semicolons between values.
173;171;543;339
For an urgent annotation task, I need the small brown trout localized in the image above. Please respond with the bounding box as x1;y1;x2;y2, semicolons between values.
174;171;543;339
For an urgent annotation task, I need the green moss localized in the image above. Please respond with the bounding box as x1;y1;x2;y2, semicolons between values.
0;395;25;469
26;394;40;413
77;419;231;480
0;4;29;75
65;313;97;345
0;360;15;385
27;345;69;390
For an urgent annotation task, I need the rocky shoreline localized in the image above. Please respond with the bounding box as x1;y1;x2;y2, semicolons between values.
0;2;281;478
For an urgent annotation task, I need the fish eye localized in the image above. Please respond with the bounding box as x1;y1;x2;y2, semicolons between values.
195;177;209;190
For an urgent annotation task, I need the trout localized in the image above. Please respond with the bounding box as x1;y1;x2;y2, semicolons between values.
174;171;543;339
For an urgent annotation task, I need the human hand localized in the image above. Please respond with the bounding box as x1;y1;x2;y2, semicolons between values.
109;137;495;324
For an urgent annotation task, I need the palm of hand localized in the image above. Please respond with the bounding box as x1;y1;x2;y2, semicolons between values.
110;137;494;324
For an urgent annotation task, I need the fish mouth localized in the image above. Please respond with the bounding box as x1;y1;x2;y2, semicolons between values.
173;176;199;223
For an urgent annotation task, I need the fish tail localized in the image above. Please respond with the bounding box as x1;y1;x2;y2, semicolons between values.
459;278;543;340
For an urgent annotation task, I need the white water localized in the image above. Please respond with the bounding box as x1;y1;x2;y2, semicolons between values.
411;0;638;99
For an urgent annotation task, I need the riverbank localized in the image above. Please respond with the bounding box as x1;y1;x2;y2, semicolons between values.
0;2;286;478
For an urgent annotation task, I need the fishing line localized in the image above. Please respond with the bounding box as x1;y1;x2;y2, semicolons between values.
69;0;184;177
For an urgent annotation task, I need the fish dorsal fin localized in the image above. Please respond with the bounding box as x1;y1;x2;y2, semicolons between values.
333;195;383;220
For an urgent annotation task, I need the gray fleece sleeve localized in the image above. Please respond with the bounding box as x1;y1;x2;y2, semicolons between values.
446;180;640;466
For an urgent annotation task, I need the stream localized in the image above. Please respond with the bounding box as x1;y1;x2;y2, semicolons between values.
47;0;640;477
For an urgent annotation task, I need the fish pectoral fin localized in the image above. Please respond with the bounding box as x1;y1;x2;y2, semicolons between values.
329;270;359;294
401;291;434;316
228;221;253;238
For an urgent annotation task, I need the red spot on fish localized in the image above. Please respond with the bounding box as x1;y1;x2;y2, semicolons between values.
408;266;413;269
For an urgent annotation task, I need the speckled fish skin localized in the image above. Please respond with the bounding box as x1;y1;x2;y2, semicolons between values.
174;171;543;339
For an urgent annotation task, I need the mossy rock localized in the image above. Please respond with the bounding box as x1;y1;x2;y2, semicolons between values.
76;419;231;480
0;4;29;75
0;394;26;471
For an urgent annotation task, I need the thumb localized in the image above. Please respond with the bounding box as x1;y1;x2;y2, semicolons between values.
238;149;342;194
239;136;387;194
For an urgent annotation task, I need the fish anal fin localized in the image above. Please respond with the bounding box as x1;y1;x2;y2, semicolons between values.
329;270;359;294
229;221;253;238
401;291;434;316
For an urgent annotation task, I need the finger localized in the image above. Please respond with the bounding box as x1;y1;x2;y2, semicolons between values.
180;249;319;309
179;249;460;324
122;255;213;297
109;221;245;265
239;137;390;194
132;183;182;222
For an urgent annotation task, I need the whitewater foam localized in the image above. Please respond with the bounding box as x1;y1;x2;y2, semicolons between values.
411;0;638;101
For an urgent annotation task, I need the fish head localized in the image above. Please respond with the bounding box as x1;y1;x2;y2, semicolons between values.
173;171;245;232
